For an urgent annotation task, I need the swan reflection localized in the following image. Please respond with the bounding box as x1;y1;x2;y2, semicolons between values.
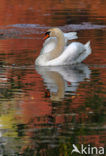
36;64;91;101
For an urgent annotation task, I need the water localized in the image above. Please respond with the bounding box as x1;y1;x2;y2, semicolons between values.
0;0;106;155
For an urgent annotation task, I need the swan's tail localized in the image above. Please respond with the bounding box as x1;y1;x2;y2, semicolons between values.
85;41;92;56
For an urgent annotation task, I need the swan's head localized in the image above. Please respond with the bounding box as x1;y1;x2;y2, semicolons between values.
44;28;63;40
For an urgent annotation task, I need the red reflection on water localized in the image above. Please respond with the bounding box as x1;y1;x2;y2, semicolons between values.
0;0;105;25
0;0;105;154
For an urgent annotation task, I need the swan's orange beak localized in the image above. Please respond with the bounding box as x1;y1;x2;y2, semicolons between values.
43;34;49;40
43;31;50;40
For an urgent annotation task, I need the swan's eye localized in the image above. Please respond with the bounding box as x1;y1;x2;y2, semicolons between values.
44;31;50;40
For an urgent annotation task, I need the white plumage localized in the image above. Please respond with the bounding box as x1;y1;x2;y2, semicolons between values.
35;28;91;66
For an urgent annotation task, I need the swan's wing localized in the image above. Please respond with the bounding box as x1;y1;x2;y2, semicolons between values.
63;42;86;64
47;42;86;66
64;32;78;41
65;41;91;64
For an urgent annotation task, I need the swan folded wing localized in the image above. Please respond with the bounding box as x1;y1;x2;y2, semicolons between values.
72;41;91;64
65;43;86;64
47;42;88;66
60;41;91;65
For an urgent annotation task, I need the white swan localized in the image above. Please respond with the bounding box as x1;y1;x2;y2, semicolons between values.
35;28;91;66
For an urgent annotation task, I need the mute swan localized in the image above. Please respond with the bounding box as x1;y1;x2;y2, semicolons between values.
35;28;91;66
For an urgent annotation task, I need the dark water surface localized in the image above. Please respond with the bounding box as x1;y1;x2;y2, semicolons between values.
0;0;106;155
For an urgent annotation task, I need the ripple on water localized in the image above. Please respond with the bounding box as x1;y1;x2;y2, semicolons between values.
0;23;105;40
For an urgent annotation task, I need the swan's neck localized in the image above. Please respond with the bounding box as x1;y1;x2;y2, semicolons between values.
44;33;65;61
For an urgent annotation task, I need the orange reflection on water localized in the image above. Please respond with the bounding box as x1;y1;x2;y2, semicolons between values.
0;0;105;155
